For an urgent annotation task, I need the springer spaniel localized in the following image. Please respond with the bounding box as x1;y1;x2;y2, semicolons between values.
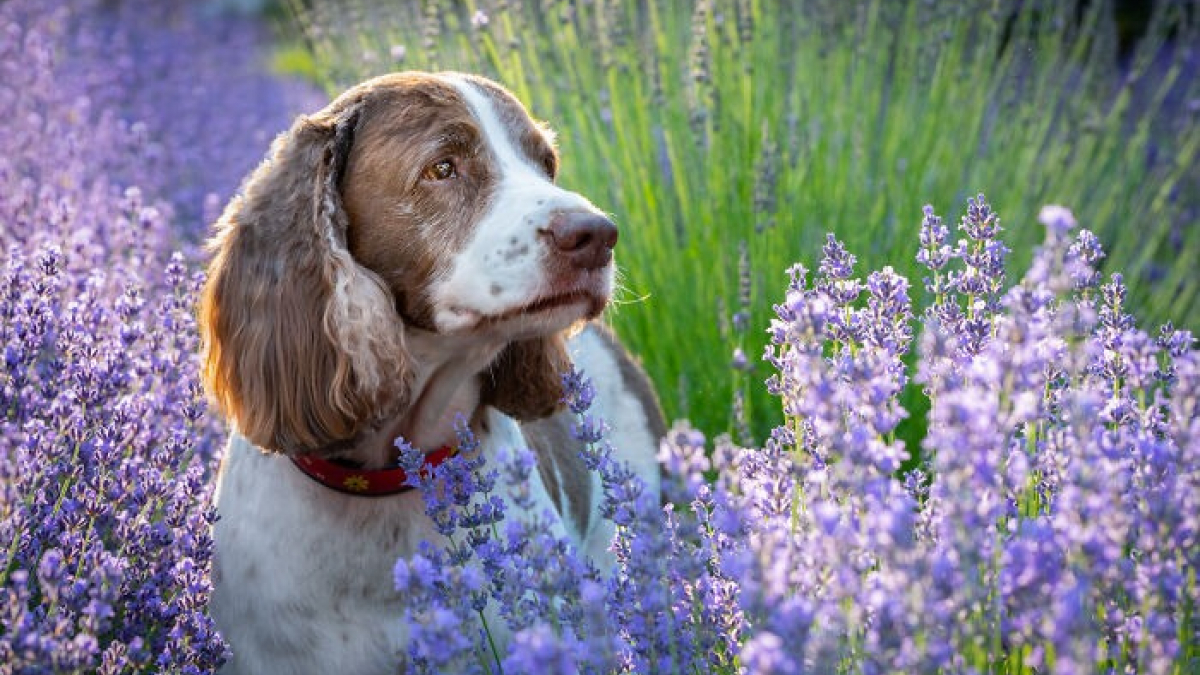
199;72;664;674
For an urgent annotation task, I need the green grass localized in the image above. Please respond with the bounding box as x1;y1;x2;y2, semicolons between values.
284;0;1199;442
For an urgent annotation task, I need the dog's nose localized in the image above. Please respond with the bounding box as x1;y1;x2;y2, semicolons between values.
543;212;618;270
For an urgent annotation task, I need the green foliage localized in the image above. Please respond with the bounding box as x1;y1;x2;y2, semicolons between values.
270;41;323;81
287;0;1199;441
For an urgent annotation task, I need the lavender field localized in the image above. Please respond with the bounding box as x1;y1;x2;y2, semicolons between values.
2;0;1198;673
1;0;315;669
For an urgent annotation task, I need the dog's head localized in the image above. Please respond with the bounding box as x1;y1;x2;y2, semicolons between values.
200;72;616;454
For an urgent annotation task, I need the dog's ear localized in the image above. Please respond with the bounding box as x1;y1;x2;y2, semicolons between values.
199;100;412;454
481;335;572;421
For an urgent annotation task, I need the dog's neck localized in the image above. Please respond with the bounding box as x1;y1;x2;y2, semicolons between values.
345;328;507;469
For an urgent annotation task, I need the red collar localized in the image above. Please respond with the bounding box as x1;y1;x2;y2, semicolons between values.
291;446;458;497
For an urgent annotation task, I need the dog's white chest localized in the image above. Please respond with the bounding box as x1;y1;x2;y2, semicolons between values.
209;412;564;675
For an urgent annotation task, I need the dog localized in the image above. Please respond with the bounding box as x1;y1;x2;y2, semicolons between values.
198;72;665;674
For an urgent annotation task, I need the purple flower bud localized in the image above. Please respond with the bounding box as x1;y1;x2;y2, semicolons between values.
818;233;856;281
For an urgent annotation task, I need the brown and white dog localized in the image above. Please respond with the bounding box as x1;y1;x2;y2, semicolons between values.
199;72;664;674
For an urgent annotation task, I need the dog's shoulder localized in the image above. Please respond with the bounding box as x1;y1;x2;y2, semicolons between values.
567;322;666;442
518;322;664;556
520;412;592;541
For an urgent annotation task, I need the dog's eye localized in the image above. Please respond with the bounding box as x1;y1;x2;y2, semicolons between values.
422;159;458;181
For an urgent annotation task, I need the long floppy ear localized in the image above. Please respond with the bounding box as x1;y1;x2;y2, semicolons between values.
481;335;572;421
199;102;411;454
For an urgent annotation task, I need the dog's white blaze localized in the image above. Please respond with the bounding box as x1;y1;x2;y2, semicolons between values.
431;77;604;331
452;77;546;180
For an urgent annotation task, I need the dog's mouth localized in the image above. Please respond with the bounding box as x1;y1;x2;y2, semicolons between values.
488;290;604;323
445;288;607;334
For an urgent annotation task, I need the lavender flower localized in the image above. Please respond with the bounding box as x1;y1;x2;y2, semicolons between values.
735;197;1195;674
1;236;228;670
917;204;952;277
